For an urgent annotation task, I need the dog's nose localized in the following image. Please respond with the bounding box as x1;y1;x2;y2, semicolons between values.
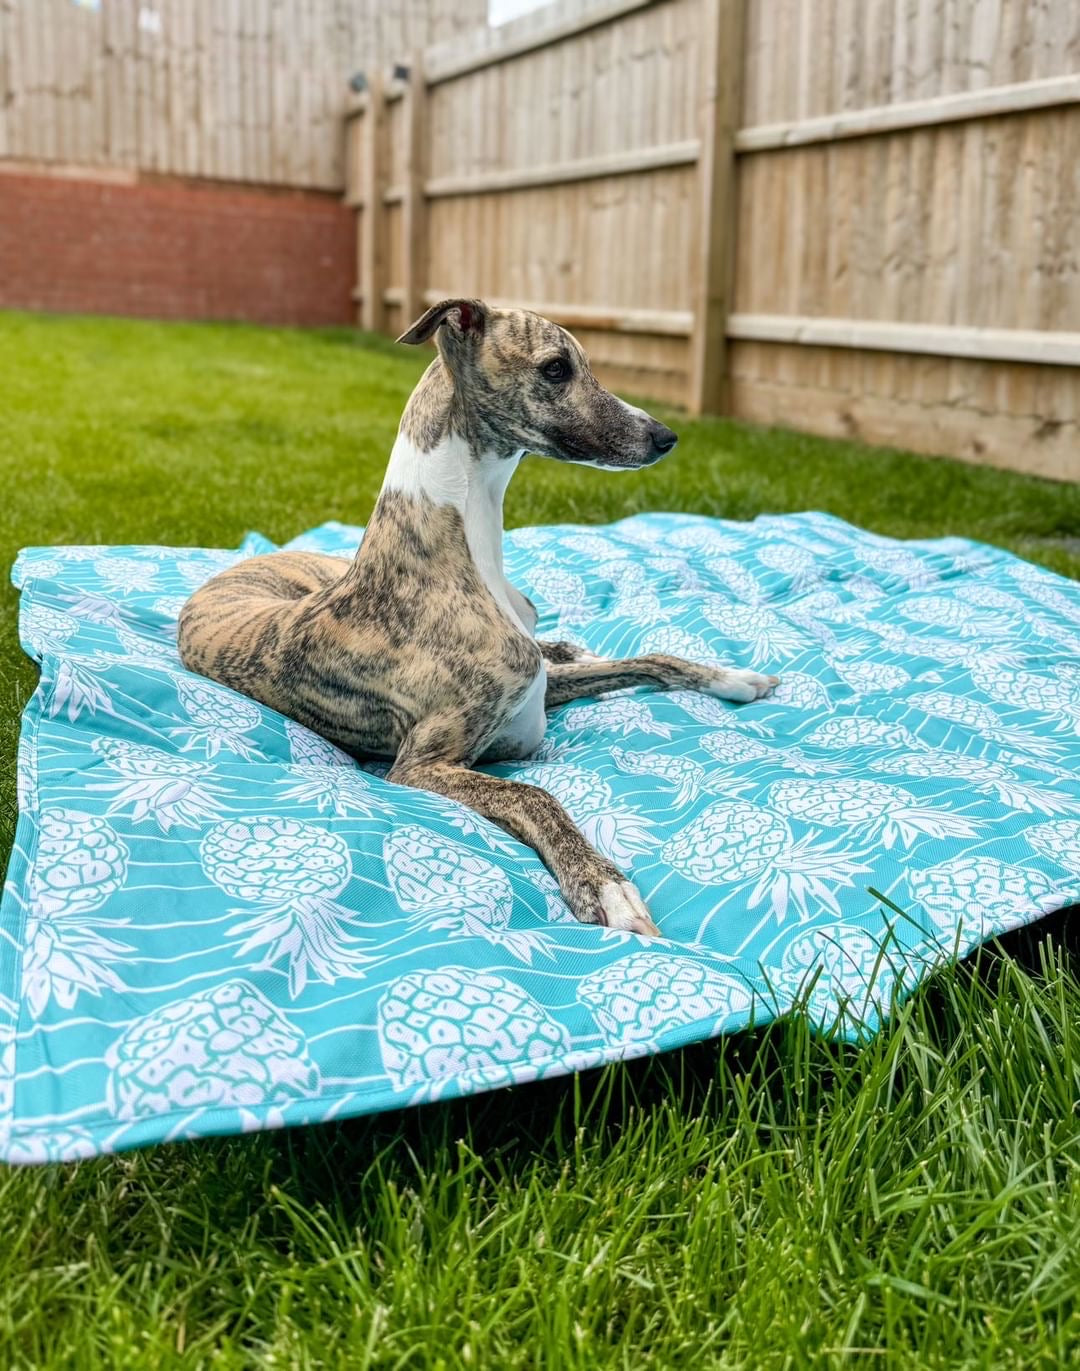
649;422;678;456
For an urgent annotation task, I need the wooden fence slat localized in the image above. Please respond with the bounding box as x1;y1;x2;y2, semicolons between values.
400;50;428;330
360;74;388;333
688;0;746;414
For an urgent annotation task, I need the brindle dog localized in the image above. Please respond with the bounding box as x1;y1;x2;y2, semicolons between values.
178;299;778;935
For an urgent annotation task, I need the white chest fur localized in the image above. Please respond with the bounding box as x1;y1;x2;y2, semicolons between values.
381;432;532;636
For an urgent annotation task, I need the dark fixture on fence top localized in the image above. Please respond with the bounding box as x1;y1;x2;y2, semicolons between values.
392;63;411;83
348;71;367;93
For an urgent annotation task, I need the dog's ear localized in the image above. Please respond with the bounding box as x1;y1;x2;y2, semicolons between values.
396;298;487;346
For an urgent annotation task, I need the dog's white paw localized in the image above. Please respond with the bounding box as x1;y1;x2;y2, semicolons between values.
598;880;660;937
704;669;779;702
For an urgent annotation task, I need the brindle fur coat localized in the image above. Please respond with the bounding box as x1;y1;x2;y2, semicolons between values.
178;299;777;934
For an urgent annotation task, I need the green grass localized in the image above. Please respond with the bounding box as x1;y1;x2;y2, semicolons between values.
1;310;1078;1368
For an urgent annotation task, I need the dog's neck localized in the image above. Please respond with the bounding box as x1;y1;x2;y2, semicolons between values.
366;364;529;632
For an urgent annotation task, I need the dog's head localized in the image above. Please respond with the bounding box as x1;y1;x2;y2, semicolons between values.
397;298;677;468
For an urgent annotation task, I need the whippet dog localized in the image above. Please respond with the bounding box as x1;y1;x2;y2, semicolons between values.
178;299;777;936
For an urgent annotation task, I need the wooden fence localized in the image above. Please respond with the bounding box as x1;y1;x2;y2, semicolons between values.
345;0;1080;480
0;0;485;190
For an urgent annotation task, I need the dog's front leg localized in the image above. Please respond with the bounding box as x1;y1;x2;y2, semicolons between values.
545;655;778;708
388;719;658;935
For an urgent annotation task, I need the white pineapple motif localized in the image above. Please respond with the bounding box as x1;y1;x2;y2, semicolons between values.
513;763;655;867
150;596;190;621
831;660;912;695
88;737;228;831
759;672;833;715
47;657;117;723
666;524;743;554
23;604;79;655
171;676;264;759
644;556;707;592
698;598;808;663
701;557;766;605
781;925;893;1019
105;980;321;1120
909;855;1062;940
700;730;839;780
640;625;722;667
661;799;873;924
561;696;674;740
1006;562;1080;625
526;566;592;628
898;595;1016;638
802;717;924;753
770;777;981;849
846;576;889;606
201;817;373;996
1025;820;1080;875
665;689;773;736
19;555;65;582
383;826;553;964
577;952;753;1046
59;588;138;629
433;798;524;854
789;590;869;628
859;547;938;589
755;542;822;593
24;810;132;1018
173;550;243;588
115;624;180;665
16;728;36;810
954;585;1028;614
377;967;571;1094
970;661;1080;732
279;765;378;819
598;559;669;621
559;531;629;560
906;690;1066;760
872;622;1021;670
872;750;1076;816
284;718;353;768
529;868;575;922
611;746;707;806
92;556;159;595
699;732;770;766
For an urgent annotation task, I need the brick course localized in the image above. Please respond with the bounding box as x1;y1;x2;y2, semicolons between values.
0;169;354;326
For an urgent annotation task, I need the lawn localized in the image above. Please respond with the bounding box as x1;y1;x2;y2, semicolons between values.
1;310;1079;1368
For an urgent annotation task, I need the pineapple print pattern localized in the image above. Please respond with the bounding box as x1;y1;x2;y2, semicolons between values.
378;968;571;1095
24;810;133;1019
577;952;753;1046
3;510;1079;1162
908;856;1062;940
171;676;265;760
770;777;981;850
201;817;373;996
105;981;320;1119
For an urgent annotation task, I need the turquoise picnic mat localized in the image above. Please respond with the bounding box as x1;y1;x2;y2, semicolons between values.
2;512;1078;1163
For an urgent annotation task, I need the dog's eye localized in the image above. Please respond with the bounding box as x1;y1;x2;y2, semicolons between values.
540;357;571;383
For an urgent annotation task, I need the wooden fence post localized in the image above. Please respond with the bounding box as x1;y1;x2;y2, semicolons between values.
360;72;388;334
401;50;429;330
688;0;746;415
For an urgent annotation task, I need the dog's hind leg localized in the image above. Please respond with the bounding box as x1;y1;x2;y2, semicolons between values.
545;655;778;708
537;640;601;665
388;718;659;935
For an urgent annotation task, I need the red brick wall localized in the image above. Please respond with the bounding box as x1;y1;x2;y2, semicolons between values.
0;168;355;326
